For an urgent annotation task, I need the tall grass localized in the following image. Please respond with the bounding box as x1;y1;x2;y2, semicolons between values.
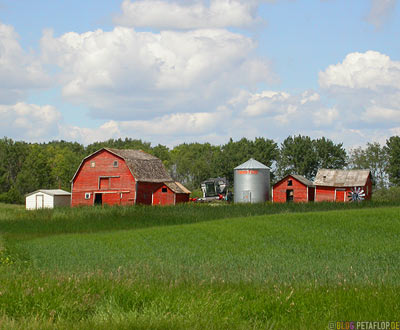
1;203;400;329
0;200;397;238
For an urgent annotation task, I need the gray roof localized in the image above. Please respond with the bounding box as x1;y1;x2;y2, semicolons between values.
164;181;191;194
314;169;371;187
26;189;71;197
273;174;314;187
291;174;315;187
234;158;270;170
107;148;172;183
72;148;172;183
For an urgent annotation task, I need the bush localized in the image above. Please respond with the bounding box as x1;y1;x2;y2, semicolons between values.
372;186;400;202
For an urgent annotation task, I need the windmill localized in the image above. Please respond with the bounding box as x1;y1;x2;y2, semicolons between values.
348;187;365;202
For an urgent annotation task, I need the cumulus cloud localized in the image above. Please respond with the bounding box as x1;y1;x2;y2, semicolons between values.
60;110;229;145
319;51;400;91
114;0;268;29
366;0;398;29
40;26;275;120
0;22;50;103
319;50;400;138
0;103;61;140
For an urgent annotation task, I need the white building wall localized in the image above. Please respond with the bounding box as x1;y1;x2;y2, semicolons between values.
26;192;54;210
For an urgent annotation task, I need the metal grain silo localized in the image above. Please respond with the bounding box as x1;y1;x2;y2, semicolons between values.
234;158;270;203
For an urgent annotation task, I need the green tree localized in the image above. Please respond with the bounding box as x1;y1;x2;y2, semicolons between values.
0;138;30;194
314;137;347;169
385;136;400;186
277;135;318;180
348;142;388;189
85;138;151;155
150;144;171;169
170;143;222;189
15;145;56;195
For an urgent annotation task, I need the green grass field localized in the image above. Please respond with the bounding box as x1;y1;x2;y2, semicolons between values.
0;202;399;329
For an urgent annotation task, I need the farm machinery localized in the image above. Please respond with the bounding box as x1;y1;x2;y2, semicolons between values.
190;177;233;202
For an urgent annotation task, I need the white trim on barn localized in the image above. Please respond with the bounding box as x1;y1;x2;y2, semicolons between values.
26;189;71;210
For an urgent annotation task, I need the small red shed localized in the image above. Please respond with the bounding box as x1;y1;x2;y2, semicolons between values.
272;174;315;203
153;181;191;205
71;148;190;206
314;169;372;202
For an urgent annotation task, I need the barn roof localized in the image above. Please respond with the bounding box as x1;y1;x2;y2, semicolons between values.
106;148;173;182
26;189;71;197
71;148;172;183
164;181;191;194
313;169;371;187
234;158;270;170
273;174;314;187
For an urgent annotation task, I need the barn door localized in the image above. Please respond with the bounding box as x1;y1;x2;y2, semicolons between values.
36;195;44;209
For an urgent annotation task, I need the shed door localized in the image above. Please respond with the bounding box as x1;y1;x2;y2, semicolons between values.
36;194;44;209
335;189;346;202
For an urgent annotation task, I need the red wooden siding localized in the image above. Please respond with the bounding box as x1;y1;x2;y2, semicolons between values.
153;185;175;205
273;176;311;203
72;149;191;207
315;174;373;202
175;193;190;203
71;150;136;207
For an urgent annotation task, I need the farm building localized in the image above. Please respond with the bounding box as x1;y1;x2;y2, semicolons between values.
314;169;372;202
26;189;71;210
71;148;190;206
272;174;315;203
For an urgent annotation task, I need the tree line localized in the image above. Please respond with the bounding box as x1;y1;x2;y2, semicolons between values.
0;135;399;204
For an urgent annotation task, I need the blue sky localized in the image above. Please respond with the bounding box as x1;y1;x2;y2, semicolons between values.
0;0;399;147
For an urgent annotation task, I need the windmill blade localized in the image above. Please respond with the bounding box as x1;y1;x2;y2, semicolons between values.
348;187;365;202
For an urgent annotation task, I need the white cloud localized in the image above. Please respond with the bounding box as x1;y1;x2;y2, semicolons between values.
40;26;274;120
0;103;61;140
319;51;400;91
366;0;398;29
114;0;267;30
0;22;50;103
319;51;400;134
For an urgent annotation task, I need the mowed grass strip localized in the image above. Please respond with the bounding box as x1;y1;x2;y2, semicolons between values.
11;207;400;285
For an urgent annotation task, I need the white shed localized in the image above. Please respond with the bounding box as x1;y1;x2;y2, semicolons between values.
25;189;71;210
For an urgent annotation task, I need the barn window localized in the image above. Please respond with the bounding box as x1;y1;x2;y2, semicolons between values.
90;161;95;168
85;193;91;200
162;187;168;193
113;160;118;167
288;179;293;186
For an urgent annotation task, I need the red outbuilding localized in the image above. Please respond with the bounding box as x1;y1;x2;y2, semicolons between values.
314;169;372;202
272;174;315;203
71;148;190;206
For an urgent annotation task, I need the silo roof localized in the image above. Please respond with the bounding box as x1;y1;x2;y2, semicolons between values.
234;158;270;170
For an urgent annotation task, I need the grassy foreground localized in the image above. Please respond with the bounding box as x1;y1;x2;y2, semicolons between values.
0;203;399;329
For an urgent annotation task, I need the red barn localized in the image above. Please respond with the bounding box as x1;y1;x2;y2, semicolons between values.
71;148;190;206
272;174;315;203
314;169;372;202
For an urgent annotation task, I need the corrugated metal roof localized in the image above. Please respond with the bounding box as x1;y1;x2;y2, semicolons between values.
164;181;191;194
234;158;270;170
314;169;371;187
26;189;71;197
